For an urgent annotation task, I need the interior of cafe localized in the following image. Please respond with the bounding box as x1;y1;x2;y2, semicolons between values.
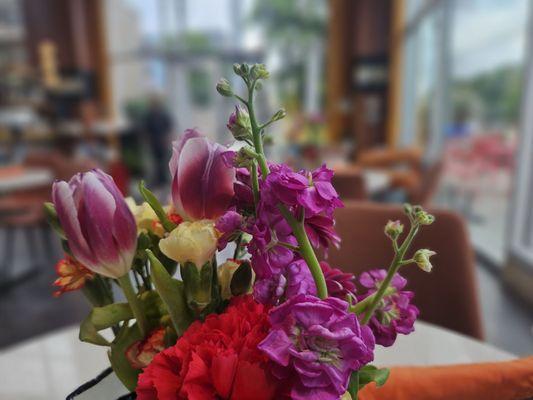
0;1;531;396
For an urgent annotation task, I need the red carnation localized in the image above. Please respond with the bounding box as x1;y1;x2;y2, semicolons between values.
136;295;284;400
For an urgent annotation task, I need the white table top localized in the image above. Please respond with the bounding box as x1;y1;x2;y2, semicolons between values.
0;168;53;194
0;321;515;400
362;169;391;194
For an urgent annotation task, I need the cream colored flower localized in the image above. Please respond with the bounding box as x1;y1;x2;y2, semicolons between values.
218;259;241;300
126;197;164;237
159;220;218;268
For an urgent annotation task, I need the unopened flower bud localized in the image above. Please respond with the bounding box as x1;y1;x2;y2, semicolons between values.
384;220;404;240
227;105;252;141
218;259;241;300
233;63;249;77
251;63;269;80
413;249;436;272
403;203;413;215
415;210;435;226
234;146;258;168
271;108;286;122
216;78;233;97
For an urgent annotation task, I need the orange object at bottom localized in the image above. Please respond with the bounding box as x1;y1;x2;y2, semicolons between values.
359;357;533;400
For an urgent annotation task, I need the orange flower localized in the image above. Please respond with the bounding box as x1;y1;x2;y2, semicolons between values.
53;256;95;297
126;327;166;369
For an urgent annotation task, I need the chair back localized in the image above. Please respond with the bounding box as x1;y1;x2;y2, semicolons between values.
327;201;483;339
332;166;367;200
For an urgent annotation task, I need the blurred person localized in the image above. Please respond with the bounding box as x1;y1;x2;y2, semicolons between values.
144;94;173;186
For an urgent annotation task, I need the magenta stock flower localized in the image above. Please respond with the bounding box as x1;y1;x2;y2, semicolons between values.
248;211;297;277
299;165;343;216
52;169;137;279
215;209;243;250
357;269;419;347
305;214;341;249
258;294;375;400
254;259;317;305
169;129;235;221
320;262;357;300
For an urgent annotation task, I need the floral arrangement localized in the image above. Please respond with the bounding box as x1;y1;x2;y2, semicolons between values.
45;63;436;400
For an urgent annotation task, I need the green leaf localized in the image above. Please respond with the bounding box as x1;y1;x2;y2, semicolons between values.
230;261;252;296
79;303;133;346
108;323;143;391
147;250;192;335
358;365;390;389
348;365;390;399
138;180;176;232
348;371;359;399
43;202;65;239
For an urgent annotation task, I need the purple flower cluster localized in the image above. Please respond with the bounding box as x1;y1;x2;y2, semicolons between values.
357;269;419;347
258;294;375;400
320;261;357;300
247;163;342;279
254;259;317;305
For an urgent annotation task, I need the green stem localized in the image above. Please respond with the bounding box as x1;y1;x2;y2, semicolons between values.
118;273;148;337
247;81;269;177
351;287;395;315
244;76;328;299
279;205;328;299
362;225;419;324
251;162;260;207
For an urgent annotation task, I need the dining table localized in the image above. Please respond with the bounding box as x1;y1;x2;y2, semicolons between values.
0;320;515;400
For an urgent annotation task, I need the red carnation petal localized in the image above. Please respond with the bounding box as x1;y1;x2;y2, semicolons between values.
231;360;277;400
211;352;238;398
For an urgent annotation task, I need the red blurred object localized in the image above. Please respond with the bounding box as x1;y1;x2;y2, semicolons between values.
109;160;130;195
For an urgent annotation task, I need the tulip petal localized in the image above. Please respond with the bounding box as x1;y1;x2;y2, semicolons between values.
170;129;202;219
178;137;234;220
78;172;121;270
52;181;97;268
93;170;137;258
204;145;235;219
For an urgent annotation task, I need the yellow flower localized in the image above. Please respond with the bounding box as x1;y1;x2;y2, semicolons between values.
126;197;165;237
159;220;218;268
218;259;241;300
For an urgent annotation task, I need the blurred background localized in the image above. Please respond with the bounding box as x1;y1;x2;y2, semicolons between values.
0;0;531;356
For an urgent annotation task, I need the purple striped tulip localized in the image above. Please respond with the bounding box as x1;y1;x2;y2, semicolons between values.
169;129;235;221
52;169;137;279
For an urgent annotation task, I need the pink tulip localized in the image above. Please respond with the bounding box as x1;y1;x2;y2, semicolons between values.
52;169;137;279
169;129;235;221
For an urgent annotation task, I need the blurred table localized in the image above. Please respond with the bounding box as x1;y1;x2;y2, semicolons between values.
0;166;53;195
0;320;515;400
362;169;391;195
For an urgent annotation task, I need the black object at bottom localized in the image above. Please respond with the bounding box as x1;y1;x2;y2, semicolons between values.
65;368;136;399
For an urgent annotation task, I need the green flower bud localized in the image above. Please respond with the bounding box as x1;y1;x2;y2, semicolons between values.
271;108;287;122
234;146;258;168
413;249;436;272
415;210;435;226
227;105;252;141
251;63;269;80
384;220;404;240
216;78;233;97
